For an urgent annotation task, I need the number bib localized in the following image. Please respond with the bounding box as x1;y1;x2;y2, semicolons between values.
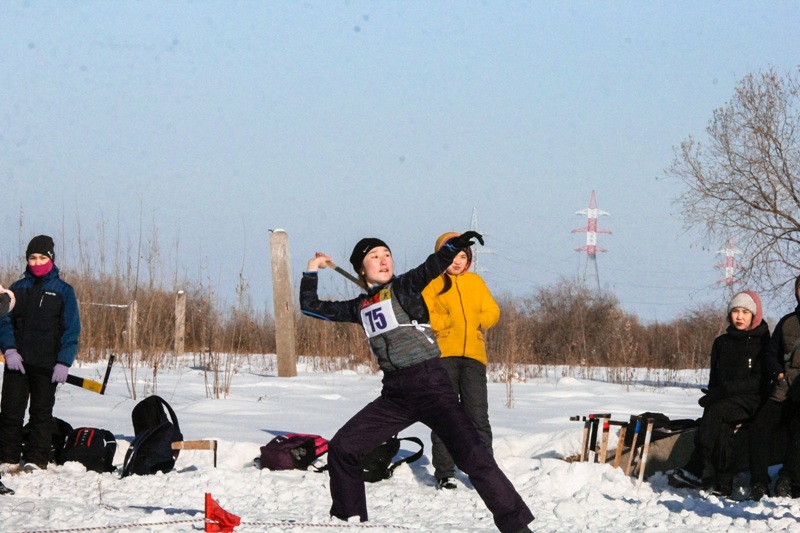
360;288;400;338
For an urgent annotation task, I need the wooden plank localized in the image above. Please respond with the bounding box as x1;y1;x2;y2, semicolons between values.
172;439;218;467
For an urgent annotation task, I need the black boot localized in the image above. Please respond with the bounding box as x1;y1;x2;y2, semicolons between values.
0;479;14;496
775;476;792;498
750;481;768;501
712;474;733;497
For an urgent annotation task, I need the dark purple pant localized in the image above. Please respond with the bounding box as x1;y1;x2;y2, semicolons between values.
327;357;534;533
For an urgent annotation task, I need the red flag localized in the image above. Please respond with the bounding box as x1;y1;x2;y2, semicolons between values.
205;493;241;533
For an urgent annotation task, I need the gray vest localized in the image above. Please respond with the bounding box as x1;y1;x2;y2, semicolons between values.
364;286;440;372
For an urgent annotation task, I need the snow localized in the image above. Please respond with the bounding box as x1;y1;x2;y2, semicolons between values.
0;357;796;533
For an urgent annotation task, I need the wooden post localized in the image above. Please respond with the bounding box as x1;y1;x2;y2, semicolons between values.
269;229;297;377
579;417;591;462
598;417;611;464
612;424;628;469
625;418;642;476
127;300;138;354
637;419;655;484
174;290;186;356
586;414;600;463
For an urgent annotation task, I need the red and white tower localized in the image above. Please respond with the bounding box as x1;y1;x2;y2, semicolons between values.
717;238;742;289
572;190;611;289
469;206;493;273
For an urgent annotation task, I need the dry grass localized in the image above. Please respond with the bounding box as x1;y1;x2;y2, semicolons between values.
0;231;721;397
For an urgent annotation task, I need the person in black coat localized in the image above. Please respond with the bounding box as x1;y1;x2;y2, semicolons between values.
671;291;770;497
0;235;81;473
748;275;800;500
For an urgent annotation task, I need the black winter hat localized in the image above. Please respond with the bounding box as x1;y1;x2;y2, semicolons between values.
26;235;55;261
349;238;390;273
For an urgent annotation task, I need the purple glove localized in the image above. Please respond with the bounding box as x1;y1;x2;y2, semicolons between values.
3;349;25;374
51;363;69;384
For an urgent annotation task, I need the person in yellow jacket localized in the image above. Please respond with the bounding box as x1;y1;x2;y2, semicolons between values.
422;232;501;490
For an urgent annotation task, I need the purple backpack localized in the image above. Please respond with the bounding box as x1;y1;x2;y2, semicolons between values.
258;433;328;470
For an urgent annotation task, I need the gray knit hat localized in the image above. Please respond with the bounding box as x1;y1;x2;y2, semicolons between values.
728;292;757;316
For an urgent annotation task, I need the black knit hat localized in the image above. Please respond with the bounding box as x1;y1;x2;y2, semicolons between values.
349;238;390;272
26;235;55;261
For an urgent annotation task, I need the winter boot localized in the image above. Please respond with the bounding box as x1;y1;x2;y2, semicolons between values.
437;477;457;490
668;467;708;489
712;474;733;498
774;477;792;498
0;479;14;496
750;481;768;501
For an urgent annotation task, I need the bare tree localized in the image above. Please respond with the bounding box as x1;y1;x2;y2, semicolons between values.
667;68;800;295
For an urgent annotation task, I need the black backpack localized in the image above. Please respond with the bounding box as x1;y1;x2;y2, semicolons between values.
58;427;117;473
362;435;424;483
121;395;183;477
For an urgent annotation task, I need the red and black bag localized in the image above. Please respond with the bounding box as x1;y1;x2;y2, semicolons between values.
57;427;117;473
257;433;328;471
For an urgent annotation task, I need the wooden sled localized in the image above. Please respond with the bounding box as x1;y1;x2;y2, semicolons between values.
568;414;697;480
612;426;695;478
569;414;790;481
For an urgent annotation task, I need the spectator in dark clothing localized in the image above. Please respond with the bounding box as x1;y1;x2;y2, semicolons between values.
670;291;770;497
0;235;80;474
749;275;800;501
299;232;534;533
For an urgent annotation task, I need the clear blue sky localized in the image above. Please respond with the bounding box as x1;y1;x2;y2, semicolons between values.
2;1;799;322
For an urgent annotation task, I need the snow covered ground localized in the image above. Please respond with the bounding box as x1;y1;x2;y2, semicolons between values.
1;356;799;533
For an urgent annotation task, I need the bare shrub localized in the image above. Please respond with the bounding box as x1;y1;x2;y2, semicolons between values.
295;313;374;372
1;229;723;386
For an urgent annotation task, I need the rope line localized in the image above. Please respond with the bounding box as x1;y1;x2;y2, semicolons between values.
6;518;203;533
240;521;411;529
7;518;413;532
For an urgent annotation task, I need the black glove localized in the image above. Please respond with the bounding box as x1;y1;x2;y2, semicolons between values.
698;386;726;408
770;377;789;403
447;231;484;250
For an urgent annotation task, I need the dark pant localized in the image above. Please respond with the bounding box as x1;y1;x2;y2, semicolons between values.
689;395;759;479
431;356;493;480
779;403;800;485
327;357;533;533
0;367;57;465
749;399;789;486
